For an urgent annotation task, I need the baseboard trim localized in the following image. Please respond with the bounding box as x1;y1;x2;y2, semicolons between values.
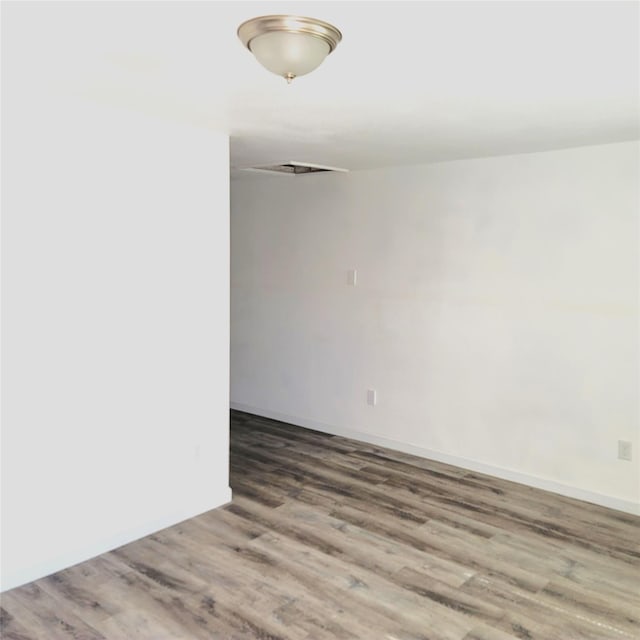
231;402;640;517
1;486;232;593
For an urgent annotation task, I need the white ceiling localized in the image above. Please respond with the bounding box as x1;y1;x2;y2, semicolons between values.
7;1;639;173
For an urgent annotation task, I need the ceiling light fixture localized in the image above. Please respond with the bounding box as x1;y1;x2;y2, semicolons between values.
237;15;342;84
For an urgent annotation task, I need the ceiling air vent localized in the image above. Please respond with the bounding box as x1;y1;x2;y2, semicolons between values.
243;161;348;176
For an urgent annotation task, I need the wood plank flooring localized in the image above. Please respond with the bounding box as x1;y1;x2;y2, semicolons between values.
2;409;639;639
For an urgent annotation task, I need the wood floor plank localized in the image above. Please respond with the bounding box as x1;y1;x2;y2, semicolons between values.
328;502;548;593
0;606;36;640
276;500;474;587
102;548;284;640
193;506;432;639
249;526;475;640
3;409;638;639
1;583;106;640
460;573;636;640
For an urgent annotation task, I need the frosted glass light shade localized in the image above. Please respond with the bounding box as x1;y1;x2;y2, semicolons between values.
238;15;342;83
249;31;330;80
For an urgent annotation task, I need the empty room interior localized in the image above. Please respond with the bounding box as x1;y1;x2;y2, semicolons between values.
1;1;639;639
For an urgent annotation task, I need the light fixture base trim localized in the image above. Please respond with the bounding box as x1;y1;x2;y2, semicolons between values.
237;15;342;53
242;161;349;176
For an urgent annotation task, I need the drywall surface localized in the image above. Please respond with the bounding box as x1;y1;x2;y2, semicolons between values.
231;142;639;514
1;92;230;589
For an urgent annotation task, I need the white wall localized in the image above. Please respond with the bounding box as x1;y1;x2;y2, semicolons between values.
1;93;230;588
231;142;639;515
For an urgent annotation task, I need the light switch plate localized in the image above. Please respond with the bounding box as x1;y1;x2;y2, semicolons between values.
618;440;632;461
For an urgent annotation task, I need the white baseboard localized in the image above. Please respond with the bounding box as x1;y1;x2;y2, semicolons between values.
231;402;640;517
1;486;232;593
